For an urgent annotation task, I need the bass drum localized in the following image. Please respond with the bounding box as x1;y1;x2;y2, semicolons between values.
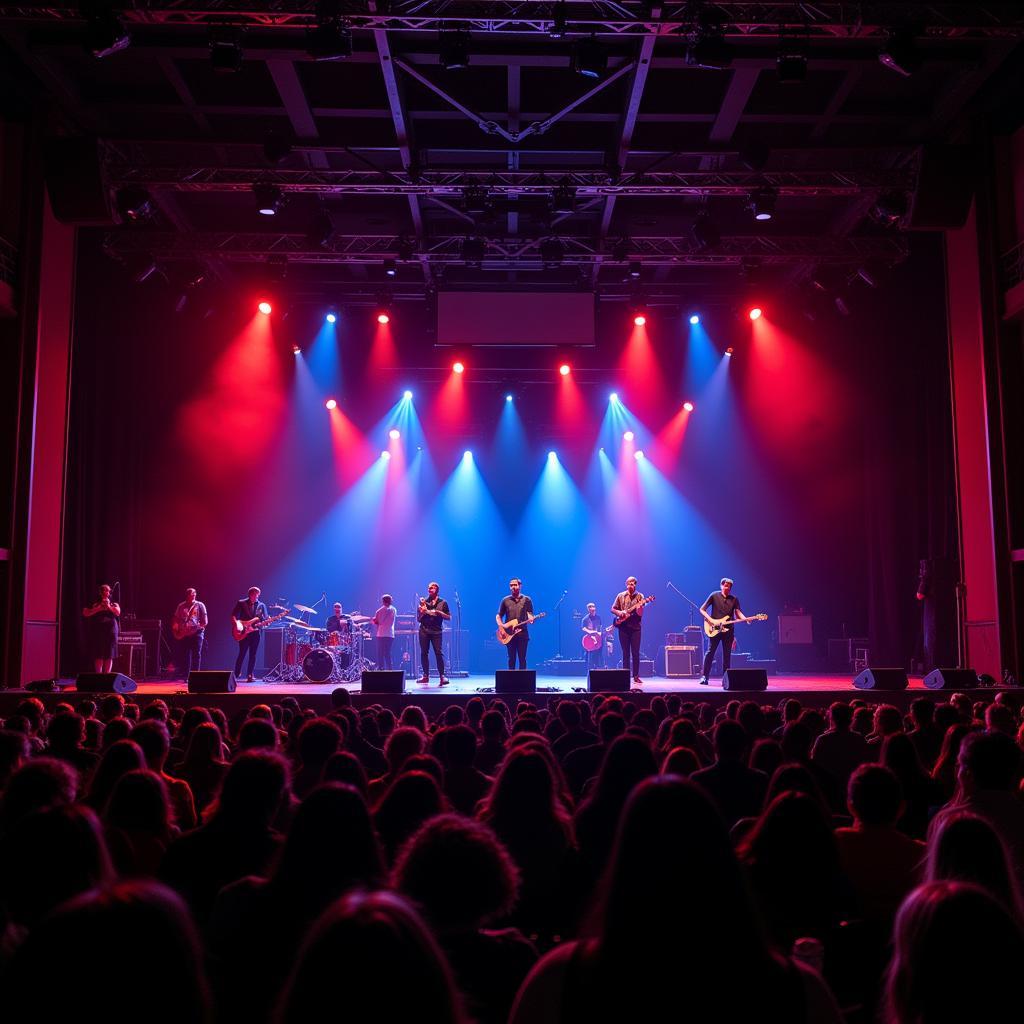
302;647;337;683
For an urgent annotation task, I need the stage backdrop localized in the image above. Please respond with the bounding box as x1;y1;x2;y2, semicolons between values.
60;234;956;677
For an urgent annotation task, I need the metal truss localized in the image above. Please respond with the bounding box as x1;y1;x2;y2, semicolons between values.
108;164;917;198
3;3;1022;39
103;230;910;266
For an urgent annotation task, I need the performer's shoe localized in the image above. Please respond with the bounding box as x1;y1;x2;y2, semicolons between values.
633;676;642;687
247;675;255;683
417;676;429;685
699;676;709;685
439;677;450;687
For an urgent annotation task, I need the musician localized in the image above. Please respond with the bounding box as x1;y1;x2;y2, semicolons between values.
325;603;352;635
611;576;645;686
372;594;397;670
173;587;208;676
82;583;121;673
232;586;267;683
700;577;750;685
497;578;535;670
581;602;604;669
417;582;450;686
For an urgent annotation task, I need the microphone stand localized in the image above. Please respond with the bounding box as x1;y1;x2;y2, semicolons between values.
666;581;707;670
452;589;463;677
552;589;568;660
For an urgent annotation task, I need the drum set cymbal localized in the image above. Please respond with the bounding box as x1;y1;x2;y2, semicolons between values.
293;603;319;615
284;617;318;630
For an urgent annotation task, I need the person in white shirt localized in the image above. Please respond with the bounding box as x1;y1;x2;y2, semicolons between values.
372;594;398;670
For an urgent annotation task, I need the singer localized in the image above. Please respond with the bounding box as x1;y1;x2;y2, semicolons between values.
82;583;121;673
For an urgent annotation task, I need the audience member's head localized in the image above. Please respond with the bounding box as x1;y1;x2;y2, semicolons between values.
237;717;279;752
713;720;749;763
662;746;701;777
297;718;344;769
0;758;78;830
323;751;368;797
130;719;172;772
0;730;29;787
957;730;1021;794
105;769;173;840
374;771;445;862
214;751;291;829
87;739;146;810
847;764;904;827
384;727;427;776
828;702;854;731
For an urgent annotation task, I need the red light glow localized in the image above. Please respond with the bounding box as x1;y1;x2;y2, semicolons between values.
559;363;571;376
377;312;390;325
748;307;763;320
633;314;646;327
325;398;337;410
258;301;272;315
683;401;694;412
453;361;465;374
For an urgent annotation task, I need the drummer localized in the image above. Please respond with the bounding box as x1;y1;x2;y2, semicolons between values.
325;602;353;637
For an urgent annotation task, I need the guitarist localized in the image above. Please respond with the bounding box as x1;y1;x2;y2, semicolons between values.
173;587;208;677
496;578;535;670
417;582;451;686
699;577;749;685
232;586;268;682
581;602;604;669
611;576;646;686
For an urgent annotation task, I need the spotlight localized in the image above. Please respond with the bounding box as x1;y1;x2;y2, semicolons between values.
748;307;762;320
440;29;471;70
559;363;571;377
209;30;244;73
623;430;634;441
325;398;337;410
609;392;619;403
548;451;557;459
292;344;301;355
383;258;397;278
258;301;272;315
381;450;391;460
326;312;337;323
84;8;131;58
462;185;491;216
540;237;565;268
689;314;700;325
747;188;776;221
634;450;645;461
549;0;568;39
404;390;414;400
115;187;154;224
377;309;391;325
505;394;513;403
389;428;401;440
628;261;642;279
683;401;694;412
878;31;921;78
306;19;352;61
726;346;734;355
572;36;607;78
633;314;646;327
453;361;465;374
463;450;473;459
253;182;283;216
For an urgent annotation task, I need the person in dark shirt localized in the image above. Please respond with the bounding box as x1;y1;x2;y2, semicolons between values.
611;577;646;686
417;582;451;686
581;603;605;669
232;587;268;682
496;578;535;670
699;577;750;685
325;602;352;635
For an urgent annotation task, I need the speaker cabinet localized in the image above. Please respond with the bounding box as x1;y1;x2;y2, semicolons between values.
495;670;536;694
923;667;979;690
853;668;909;690
361;670;405;693
588;669;631;692
187;670;237;694
75;672;137;694
665;646;698;677
722;668;768;691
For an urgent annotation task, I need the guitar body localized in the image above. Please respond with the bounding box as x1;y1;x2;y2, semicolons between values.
613;594;656;627
703;612;768;638
496;612;547;645
232;609;289;642
581;632;601;652
172;621;203;641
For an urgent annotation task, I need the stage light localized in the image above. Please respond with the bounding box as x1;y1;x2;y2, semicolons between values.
388;428;401;440
381;450;391;460
726;346;734;355
633;314;646;327
463;450;473;459
748;307;762;320
253;182;282;216
878;31;921;78
325;312;336;323
383;258;397;278
548;450;557;459
609;392;618;403
325;398;337;410
559;363;571;376
549;0;568;39
634;450;645;460
453;361;465;374
292;344;301;355
623;430;634;441
747;188;776;221
403;390;413;400
683;401;694;412
572;36;607;78
505;394;513;402
377;311;390;325
689;314;700;325
258;301;272;315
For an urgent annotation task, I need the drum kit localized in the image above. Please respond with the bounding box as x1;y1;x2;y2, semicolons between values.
264;601;374;684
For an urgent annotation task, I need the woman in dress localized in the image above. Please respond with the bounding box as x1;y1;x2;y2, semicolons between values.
82;584;120;672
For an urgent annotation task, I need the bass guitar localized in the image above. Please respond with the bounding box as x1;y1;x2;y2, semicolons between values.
497;611;547;645
613;594;655;626
703;611;768;638
232;608;291;642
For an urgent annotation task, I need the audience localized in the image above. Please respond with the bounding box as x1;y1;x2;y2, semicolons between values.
0;687;1022;1024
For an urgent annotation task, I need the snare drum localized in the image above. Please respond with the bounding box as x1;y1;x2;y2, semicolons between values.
326;631;342;648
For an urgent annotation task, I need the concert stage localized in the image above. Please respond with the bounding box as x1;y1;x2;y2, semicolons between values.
2;673;954;718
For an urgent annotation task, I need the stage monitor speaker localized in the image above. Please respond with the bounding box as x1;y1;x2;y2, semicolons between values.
187;670;237;694
26;679;59;693
75;672;137;694
588;669;631;692
923;667;979;690
722;668;768;691
43;138;114;225
495;670;536;694
853;667;909;690
361;670;405;693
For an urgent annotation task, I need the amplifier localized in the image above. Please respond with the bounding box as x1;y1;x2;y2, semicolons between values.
665;645;698;678
115;641;146;678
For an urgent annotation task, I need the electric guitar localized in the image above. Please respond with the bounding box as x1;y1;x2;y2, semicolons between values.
703;611;768;638
613;594;656;626
232;608;290;642
496;611;547;645
171;618;205;641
